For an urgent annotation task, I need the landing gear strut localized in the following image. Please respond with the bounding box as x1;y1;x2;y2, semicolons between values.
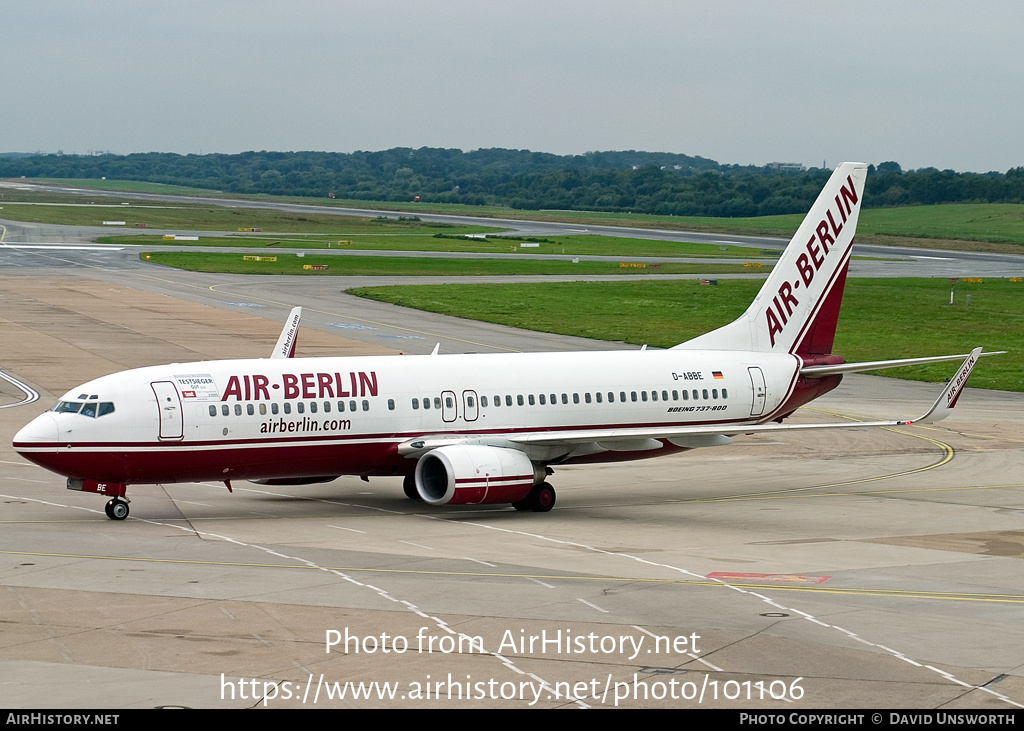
512;482;556;513
104;497;130;520
403;474;421;500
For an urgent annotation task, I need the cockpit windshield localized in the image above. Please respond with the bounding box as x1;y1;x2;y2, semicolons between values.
51;396;115;418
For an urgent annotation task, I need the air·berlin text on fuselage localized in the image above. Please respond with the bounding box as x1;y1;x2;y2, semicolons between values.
221;371;379;402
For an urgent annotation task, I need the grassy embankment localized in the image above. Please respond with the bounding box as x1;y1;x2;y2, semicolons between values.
350;278;1023;392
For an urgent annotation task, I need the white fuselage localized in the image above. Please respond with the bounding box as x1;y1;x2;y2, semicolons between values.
14;349;803;485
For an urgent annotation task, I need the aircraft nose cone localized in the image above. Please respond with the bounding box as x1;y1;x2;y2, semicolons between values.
14;413;58;447
13;414;61;472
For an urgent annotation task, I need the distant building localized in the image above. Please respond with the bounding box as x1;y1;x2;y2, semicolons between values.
766;162;805;172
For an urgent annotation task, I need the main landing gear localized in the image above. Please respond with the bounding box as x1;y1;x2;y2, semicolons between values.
104;497;130;520
403;474;421;500
512;482;556;513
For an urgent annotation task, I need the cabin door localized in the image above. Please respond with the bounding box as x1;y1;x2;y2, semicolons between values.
441;390;458;423
151;381;184;440
462;390;479;422
747;367;767;417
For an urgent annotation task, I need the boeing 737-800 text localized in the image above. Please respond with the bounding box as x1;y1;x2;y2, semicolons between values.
13;163;992;519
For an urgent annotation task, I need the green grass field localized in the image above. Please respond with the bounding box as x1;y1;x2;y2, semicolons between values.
350;278;1023;391
142;251;767;277
0;199;498;235
24;178;221;195
108;233;783;258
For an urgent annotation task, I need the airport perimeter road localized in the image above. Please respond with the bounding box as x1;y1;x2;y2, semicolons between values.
4;217;1024;281
5;182;1024;276
1;274;1023;709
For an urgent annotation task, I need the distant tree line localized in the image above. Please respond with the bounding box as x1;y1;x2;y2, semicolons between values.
2;148;1023;217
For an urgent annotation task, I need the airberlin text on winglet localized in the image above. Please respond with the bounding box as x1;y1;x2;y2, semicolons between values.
766;174;858;347
220;371;379;401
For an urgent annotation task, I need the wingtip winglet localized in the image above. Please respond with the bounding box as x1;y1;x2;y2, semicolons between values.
271;306;302;359
915;347;982;424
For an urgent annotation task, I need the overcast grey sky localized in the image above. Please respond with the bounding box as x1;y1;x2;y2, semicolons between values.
3;1;1021;172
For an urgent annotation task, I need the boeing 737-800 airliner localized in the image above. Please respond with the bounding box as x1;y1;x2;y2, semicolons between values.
13;163;991;519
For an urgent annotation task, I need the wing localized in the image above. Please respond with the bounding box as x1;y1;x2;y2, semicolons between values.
397;349;984;456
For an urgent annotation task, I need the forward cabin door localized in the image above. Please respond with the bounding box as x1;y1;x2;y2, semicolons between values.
151;381;184;440
747;367;767;417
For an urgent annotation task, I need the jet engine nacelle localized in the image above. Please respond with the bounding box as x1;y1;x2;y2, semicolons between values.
414;444;543;506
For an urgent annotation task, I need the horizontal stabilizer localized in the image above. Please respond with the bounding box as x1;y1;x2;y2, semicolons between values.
800;350;1003;377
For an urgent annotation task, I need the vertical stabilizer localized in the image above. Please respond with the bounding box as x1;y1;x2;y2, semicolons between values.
674;162;867;356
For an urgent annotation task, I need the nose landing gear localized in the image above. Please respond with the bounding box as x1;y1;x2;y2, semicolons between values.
67;478;131;520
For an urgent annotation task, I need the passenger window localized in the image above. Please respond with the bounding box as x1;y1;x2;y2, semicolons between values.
505;395;513;407
412;398;419;410
247;404;254;415
595;392;602;403
310;401;318;414
362;400;369;411
573;393;580;404
712;389;718;399
682;390;688;401
493;396;500;408
481;396;489;407
539;394;546;405
259;403;267;415
338;401;346;412
445;396;454;408
297;402;305;414
222;404;230;416
352;400;359;412
585;393;591;404
641;391;648;402
517;395;524;406
561;393;568;405
284;403;291;414
271;403;279;415
388;399;395;410
209;405;217;417
234;404;242;416
323;401;331;413
722;388;728;399
702;389;709;400
528;394;535;406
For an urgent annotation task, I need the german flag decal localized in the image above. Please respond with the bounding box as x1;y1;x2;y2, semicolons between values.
712;371;724;379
